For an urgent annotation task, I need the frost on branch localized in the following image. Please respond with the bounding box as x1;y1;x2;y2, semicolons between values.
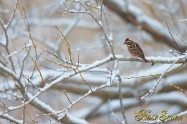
0;0;187;124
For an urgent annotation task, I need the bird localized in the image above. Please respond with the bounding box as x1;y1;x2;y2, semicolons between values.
123;38;149;62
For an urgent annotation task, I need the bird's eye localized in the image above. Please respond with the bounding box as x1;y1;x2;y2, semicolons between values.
125;41;131;45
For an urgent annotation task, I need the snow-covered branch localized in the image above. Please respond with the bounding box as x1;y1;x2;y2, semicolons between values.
1;0;187;123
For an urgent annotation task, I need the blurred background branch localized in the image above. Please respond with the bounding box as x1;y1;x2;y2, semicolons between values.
0;0;187;124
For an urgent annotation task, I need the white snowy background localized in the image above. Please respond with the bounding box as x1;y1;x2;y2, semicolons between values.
0;0;187;124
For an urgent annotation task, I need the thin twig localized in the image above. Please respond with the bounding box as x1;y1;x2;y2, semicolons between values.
165;22;181;53
63;90;73;105
117;75;127;124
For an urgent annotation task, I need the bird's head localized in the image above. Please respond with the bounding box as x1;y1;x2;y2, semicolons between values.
123;38;132;45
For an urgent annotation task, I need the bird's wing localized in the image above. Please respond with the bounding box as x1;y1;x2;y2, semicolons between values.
134;43;145;57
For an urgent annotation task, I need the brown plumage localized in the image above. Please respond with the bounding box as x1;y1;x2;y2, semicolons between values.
123;38;148;62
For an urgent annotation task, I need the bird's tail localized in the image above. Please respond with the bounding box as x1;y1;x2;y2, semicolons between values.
143;57;155;65
142;57;149;62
